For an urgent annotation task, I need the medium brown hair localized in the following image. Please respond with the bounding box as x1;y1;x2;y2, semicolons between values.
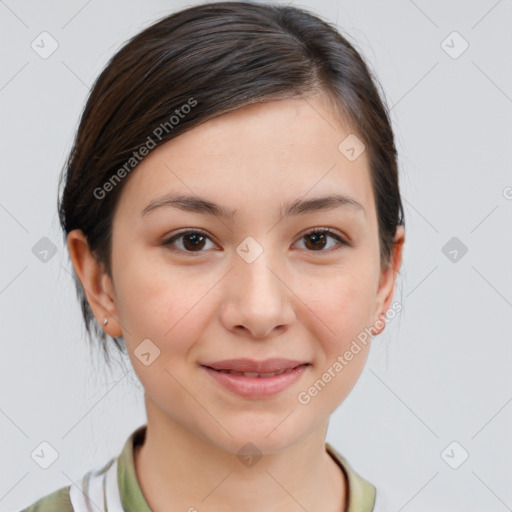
58;1;405;365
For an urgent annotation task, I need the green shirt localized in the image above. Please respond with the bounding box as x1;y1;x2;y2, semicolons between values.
19;424;377;511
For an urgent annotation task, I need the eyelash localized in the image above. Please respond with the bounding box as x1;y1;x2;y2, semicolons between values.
162;228;349;256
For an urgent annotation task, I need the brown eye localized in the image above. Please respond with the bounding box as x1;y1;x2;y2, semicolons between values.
296;228;348;252
163;230;215;254
163;227;348;256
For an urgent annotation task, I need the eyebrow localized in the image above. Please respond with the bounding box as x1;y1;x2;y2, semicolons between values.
140;193;365;219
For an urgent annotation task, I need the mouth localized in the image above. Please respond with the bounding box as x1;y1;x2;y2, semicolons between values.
201;365;306;378
200;359;311;398
200;358;310;374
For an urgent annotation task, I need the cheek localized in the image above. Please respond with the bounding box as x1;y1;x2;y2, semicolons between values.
295;272;375;407
114;250;208;338
297;277;374;414
305;271;376;344
117;268;209;401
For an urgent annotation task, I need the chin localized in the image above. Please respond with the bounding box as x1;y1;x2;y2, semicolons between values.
208;418;311;456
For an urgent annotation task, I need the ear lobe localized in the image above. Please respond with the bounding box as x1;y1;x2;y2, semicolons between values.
67;229;123;337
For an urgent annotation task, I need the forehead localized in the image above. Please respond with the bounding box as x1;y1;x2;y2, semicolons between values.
115;94;374;221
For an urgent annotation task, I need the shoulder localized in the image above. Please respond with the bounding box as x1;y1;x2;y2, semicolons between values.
18;484;73;512
325;442;376;512
17;424;146;512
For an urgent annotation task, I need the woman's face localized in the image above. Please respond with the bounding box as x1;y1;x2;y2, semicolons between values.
88;94;403;454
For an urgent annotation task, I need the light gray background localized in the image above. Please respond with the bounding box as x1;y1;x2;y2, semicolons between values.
1;1;511;511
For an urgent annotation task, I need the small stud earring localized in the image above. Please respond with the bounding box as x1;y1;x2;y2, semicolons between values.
103;319;108;326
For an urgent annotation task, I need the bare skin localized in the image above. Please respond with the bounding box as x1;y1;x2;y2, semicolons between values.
68;92;404;512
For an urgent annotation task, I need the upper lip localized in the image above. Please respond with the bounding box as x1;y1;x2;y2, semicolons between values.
201;358;308;373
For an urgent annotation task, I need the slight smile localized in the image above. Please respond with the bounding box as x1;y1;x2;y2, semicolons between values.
200;358;311;398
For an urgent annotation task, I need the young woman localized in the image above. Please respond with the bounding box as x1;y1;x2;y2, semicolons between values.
20;2;405;511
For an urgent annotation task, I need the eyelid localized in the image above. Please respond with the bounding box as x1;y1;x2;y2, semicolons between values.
296;227;350;250
299;226;348;242
162;228;219;255
162;227;349;255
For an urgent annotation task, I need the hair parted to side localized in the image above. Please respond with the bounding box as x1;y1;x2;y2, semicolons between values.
57;0;405;365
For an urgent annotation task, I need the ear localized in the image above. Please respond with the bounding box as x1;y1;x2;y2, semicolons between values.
371;225;405;336
67;229;123;338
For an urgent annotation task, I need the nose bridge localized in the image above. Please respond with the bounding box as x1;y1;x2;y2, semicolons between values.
222;235;294;338
235;237;283;305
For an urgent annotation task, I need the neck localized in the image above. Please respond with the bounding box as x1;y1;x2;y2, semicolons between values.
133;398;346;512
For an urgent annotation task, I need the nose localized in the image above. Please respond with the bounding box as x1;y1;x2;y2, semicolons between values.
219;246;296;339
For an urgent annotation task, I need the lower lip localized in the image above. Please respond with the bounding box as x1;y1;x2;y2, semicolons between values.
202;364;309;398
